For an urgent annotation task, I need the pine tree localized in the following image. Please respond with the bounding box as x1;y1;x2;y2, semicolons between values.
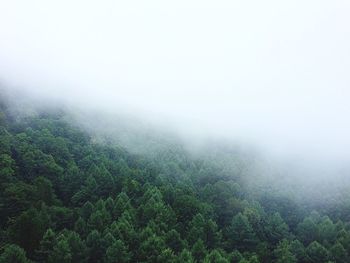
105;240;130;263
0;244;30;263
178;249;195;263
274;240;297;263
36;228;56;262
203;249;229;263
227;213;258;250
192;239;207;262
48;237;72;263
330;242;348;263
306;241;329;263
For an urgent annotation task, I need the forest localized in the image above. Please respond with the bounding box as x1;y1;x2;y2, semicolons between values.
1;97;350;263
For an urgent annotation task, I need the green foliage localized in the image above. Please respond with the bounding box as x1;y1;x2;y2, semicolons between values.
306;241;329;263
330;242;348;263
48;236;72;263
0;244;30;263
8;207;49;256
227;213;258;251
178;249;195;263
274;240;297;263
1;101;350;262
297;217;318;245
203;249;229;263
191;239;207;261
105;240;130;263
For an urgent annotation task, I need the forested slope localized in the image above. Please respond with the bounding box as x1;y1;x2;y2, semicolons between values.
1;100;350;263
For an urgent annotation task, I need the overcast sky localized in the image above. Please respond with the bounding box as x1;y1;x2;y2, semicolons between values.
1;0;350;162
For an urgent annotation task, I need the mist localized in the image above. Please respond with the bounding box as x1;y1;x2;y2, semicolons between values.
1;0;350;169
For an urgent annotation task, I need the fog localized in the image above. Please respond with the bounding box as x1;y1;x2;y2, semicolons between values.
1;0;350;169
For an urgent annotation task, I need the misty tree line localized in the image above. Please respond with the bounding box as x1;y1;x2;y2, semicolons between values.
1;100;350;263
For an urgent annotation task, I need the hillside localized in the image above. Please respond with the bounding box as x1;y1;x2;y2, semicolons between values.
1;100;350;263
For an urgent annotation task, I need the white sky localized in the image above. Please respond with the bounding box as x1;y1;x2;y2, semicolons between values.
1;0;350;162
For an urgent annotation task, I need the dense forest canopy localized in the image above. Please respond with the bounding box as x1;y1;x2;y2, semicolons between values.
1;95;350;263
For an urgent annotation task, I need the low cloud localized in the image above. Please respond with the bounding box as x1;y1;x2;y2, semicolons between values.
1;0;350;167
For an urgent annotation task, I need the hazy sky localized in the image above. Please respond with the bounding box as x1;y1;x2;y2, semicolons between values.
1;0;350;162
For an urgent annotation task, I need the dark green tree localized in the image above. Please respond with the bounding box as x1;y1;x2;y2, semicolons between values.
297;217;318;245
36;228;56;262
177;249;195;263
330;242;348;263
203;249;229;263
0;244;30;263
191;239;207;262
105;240;130;263
227;213;258;251
274;239;297;263
48;237;72;263
306;241;329;263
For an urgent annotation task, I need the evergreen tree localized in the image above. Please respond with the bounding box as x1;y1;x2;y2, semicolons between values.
306;241;329;263
274;240;297;263
203;249;229;263
105;240;130;263
86;230;104;263
66;231;88;263
0;244;30;263
165;229;185;253
227;213;258;250
192;239;207;262
330;242;348;263
178;249;195;263
297;217;318;245
48;237;72;263
36;228;56;262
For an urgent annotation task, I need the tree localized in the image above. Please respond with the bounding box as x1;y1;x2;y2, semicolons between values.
227;213;258;250
105;240;130;263
80;201;94;221
330;242;348;263
265;212;289;245
86;230;105;263
243;206;265;241
112;192;131;219
337;229;350;252
165;229;185;253
173;195;202;224
0;154;15;182
74;217;87;237
157;248;176;263
297;217;318;245
88;208;111;232
188;214;221;248
104;232;116;248
36;228;56;262
256;242;270;263
0;244;30;263
139;232;166;262
289;239;306;262
230;250;243;263
274;240;297;263
178;249;195;263
66;231;88;263
48;237;72;263
203;249;229;263
33;176;56;205
318;217;336;244
192;239;207;262
138;187;175;229
110;212;137;249
306;241;329;263
8;207;49;256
